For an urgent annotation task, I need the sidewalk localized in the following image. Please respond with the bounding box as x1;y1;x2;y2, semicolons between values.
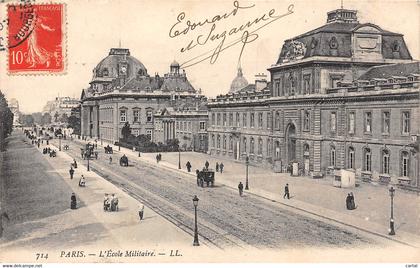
0;132;198;263
78;138;420;247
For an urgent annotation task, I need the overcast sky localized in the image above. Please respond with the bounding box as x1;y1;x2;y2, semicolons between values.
1;0;419;113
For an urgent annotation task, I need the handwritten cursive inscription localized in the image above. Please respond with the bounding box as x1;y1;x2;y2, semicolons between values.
169;1;294;68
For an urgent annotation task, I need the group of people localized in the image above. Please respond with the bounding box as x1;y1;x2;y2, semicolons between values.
42;147;56;157
103;193;119;212
215;162;224;173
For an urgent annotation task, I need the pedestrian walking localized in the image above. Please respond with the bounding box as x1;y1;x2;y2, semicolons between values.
69;167;74;179
138;205;145;221
283;183;290;199
79;175;86;187
216;162;219;172
350;192;356;210
238;182;244;196
219;162;224;173
156;154;159;163
109;156;112;164
70;193;77;209
186;161;192;172
346;193;351;210
73;159;78;169
205;160;209;170
158;153;162;162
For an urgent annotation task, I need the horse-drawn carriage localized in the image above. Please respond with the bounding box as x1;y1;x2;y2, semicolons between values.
81;143;98;160
104;145;113;154
119;155;129;166
196;169;215;187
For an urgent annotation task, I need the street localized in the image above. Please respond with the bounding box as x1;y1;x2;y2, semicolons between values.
50;136;381;249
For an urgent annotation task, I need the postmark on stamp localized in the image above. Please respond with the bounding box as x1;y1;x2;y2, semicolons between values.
7;2;65;74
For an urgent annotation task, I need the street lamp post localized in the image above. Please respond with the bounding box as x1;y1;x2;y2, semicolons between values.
178;148;181;169
59;135;62;151
87;154;90;172
245;156;249;190
192;195;200;246
388;186;395;235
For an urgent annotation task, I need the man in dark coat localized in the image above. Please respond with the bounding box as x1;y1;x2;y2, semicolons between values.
216;162;219;172
283;183;290;199
346;193;351;210
186;161;192;172
219;163;224;173
69;167;74;179
205;161;209;170
238;182;244;196
70;193;77;209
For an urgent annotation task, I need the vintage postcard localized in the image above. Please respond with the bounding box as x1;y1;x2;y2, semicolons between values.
0;0;419;266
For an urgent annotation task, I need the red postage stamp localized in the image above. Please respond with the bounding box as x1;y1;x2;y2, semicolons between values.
8;2;65;74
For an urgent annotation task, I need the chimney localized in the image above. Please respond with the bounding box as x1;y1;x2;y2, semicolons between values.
255;73;268;91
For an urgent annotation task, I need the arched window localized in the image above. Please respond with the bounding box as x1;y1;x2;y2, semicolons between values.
275;141;280;160
348;147;355;169
382;149;390;174
223;135;226;149
243;137;247;153
250;137;255;154
217;135;220;149
330;145;336;167
401;151;410;177
364;148;372;171
211;134;215;148
303;143;310;157
229;136;233;150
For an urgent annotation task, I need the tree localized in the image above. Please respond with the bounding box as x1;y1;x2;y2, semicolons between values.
21;114;34;127
67;115;80;135
60;113;68;123
54;111;59;122
41;113;52;125
121;122;131;141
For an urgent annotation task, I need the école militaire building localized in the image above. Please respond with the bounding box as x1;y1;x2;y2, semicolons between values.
207;8;420;189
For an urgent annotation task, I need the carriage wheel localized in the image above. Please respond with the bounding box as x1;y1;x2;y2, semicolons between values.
211;181;214;187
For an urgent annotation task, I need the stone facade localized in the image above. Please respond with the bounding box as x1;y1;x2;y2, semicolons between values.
80;48;203;143
207;8;420;189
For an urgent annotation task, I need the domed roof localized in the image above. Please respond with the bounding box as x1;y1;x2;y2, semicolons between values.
170;60;180;68
229;67;249;93
92;48;148;81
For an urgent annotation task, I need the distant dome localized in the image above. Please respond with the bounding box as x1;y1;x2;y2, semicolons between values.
170;60;180;68
92;48;148;81
229;67;248;93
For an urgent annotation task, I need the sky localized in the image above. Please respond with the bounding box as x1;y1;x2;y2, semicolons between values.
0;0;419;113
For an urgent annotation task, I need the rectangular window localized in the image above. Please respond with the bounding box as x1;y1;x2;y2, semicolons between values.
229;113;233;127
303;110;310;131
382;111;390;134
303;74;311;94
199;122;206;130
348;112;355;134
223;113;227;126
211;113;215;126
364;112;372;133
236;112;240;127
258;113;263;128
146;129;153;141
267;112;272;129
274;79;280;96
120;110;127;122
402;111;410;134
217;113;220;126
243;113;247;128
133;110;140;123
250;113;255;128
402;152;409;177
146;110;153;123
330;112;337;132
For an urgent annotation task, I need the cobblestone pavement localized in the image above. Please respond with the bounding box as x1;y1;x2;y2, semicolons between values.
55;138;393;249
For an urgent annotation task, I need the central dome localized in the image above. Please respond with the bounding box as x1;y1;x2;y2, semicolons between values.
229;67;249;93
92;48;148;81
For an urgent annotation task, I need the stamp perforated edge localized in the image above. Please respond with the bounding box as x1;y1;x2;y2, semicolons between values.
6;1;68;76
